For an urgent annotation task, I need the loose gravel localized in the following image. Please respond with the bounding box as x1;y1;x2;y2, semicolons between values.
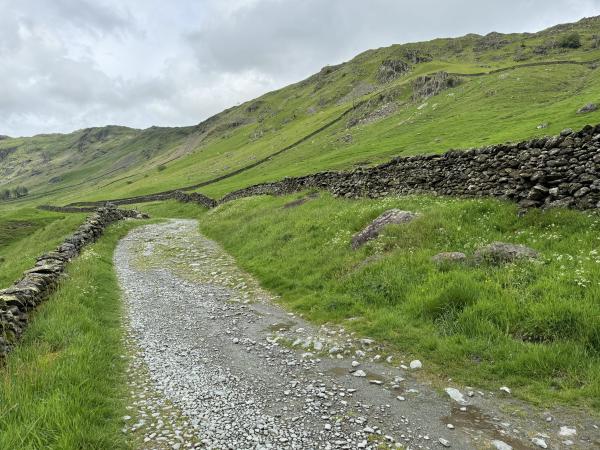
115;220;599;450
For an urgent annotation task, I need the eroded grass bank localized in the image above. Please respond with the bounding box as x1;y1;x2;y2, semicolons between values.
198;192;600;409
0;220;143;450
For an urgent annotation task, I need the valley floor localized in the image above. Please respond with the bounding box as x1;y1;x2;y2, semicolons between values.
116;219;599;450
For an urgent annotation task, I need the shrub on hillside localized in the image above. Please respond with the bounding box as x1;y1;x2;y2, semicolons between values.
558;32;582;49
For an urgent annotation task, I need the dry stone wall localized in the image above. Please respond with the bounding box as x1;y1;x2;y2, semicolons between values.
221;124;600;211
45;123;600;214
0;205;147;358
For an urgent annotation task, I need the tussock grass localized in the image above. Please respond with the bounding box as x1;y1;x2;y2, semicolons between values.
0;221;142;450
199;192;600;409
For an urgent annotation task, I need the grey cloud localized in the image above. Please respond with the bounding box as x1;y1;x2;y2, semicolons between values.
0;0;599;136
188;0;600;77
3;0;132;35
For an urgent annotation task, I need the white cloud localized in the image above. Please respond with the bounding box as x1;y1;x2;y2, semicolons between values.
0;0;598;136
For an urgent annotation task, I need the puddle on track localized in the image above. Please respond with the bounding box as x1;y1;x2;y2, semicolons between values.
444;405;532;450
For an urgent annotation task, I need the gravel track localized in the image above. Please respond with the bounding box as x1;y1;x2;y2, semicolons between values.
115;220;598;450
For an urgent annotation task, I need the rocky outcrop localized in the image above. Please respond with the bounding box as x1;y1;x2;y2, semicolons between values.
377;59;411;83
0;204;147;358
351;210;419;249
412;72;462;100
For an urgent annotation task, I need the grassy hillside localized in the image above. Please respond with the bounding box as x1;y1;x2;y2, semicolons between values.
2;16;600;206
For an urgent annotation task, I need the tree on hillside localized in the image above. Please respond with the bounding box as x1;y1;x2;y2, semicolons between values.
0;186;29;200
15;186;28;197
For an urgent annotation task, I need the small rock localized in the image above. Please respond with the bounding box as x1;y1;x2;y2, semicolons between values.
577;103;598;114
353;370;367;377
491;440;513;450
446;424;454;430
438;437;451;447
532;437;548;448
559;426;576;437
352;360;361;367
474;242;539;265
409;360;422;370
445;387;468;405
396;396;406;401
432;252;467;264
499;386;511;395
352;210;419;249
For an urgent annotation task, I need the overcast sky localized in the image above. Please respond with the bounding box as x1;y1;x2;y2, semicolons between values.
1;0;599;137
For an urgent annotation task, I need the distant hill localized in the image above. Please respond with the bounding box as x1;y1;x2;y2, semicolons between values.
1;15;600;205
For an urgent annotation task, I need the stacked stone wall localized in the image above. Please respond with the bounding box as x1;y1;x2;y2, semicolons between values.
0;205;147;357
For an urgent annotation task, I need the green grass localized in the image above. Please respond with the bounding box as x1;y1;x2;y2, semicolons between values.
124;200;207;219
0;208;86;288
199;192;600;409
0;220;144;450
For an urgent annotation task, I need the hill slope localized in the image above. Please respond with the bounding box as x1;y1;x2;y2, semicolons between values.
1;16;600;206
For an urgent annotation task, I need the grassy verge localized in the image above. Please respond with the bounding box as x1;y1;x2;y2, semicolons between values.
0;207;86;288
125;200;207;219
0;219;145;450
199;192;600;410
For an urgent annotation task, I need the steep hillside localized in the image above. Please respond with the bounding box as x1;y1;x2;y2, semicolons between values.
2;16;600;206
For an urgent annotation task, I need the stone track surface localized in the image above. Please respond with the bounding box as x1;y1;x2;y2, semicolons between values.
115;220;598;450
